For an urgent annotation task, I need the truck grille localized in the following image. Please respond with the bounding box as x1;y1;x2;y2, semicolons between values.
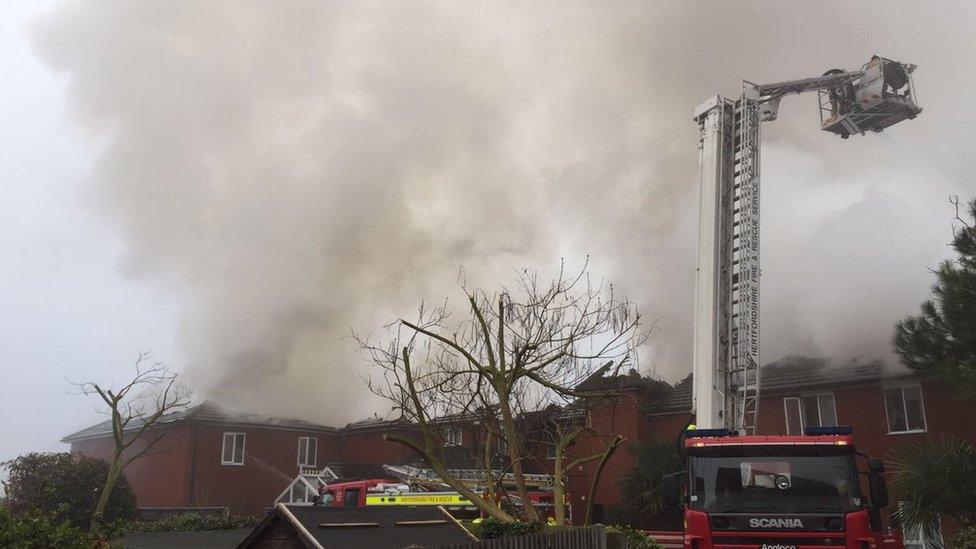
712;535;845;546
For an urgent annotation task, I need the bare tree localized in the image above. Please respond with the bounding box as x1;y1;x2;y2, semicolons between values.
361;262;649;523
72;352;190;532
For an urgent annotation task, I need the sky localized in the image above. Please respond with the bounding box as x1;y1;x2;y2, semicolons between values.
1;1;975;467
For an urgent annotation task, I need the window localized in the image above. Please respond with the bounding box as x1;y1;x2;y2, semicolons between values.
545;432;558;459
221;432;245;465
289;482;313;504
783;394;837;434
900;502;943;549
444;427;462;446
784;397;802;435
343;488;361;507
275;478;320;506
298;436;317;467
688;446;861;513
495;430;508;456
885;385;926;433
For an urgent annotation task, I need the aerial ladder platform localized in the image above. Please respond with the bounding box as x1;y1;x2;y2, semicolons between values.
691;56;921;434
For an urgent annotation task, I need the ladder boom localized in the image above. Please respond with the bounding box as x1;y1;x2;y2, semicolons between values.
691;56;920;433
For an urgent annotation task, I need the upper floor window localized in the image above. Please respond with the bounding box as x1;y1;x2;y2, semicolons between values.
783;393;837;435
885;385;926;434
495;430;508;456
545;432;558;459
298;436;318;467
444;427;462;446
221;432;245;465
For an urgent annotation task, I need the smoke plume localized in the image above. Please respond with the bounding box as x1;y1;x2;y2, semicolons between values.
30;1;976;422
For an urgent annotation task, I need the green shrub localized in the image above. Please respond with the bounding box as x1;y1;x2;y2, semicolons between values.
954;525;976;549
479;517;544;539
608;524;665;549
3;452;138;529
614;439;683;527
0;506;100;549
121;512;260;533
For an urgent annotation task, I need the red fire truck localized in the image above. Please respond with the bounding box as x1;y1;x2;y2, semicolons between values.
315;478;559;521
315;478;401;507
659;426;901;549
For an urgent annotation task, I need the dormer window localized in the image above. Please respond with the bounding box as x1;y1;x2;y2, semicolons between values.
444;427;462;446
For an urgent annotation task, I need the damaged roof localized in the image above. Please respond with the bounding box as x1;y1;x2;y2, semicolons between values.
655;356;904;413
62;401;337;443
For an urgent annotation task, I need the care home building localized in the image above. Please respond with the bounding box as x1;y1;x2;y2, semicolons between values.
65;356;976;546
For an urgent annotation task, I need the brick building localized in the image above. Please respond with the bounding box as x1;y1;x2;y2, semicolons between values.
65;357;975;545
64;405;419;516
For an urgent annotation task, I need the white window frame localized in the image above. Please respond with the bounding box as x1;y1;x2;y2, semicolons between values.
783;397;802;435
783;393;837;434
803;392;838;429
298;436;318;467
544;431;559;459
885;384;927;435
274;476;320;506
319;466;340;481
444;427;462;446
221;432;246;465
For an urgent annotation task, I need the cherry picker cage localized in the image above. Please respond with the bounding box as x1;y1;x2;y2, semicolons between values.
819;56;921;139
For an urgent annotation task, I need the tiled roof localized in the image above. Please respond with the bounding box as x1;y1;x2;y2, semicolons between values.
64;357;903;441
761;356;887;393
654;356;903;414
658;374;693;413
62;401;336;443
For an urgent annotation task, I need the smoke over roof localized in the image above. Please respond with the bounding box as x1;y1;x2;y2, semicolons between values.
29;2;976;423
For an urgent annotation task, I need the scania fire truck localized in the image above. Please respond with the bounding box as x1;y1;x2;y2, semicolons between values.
665;55;921;549
662;426;899;548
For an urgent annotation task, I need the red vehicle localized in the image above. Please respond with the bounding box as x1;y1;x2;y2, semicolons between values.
659;426;902;549
315;478;400;507
316;478;562;522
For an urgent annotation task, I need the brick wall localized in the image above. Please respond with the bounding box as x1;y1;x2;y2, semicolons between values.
69;376;976;520
70;425;195;508
72;424;342;516
758;378;976;462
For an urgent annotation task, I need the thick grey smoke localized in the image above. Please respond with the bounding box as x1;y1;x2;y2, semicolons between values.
30;1;976;423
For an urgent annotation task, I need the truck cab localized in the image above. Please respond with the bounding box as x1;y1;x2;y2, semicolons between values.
316;478;401;507
664;427;901;549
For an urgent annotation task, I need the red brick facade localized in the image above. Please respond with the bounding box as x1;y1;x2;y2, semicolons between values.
66;371;976;524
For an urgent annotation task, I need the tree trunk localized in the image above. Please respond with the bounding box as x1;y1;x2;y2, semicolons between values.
553;453;566;526
498;394;540;522
428;452;515;523
90;455;123;533
585;435;623;526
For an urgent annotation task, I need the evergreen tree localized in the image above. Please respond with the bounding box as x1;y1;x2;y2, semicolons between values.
2;452;138;530
893;196;976;393
609;438;682;528
891;197;976;544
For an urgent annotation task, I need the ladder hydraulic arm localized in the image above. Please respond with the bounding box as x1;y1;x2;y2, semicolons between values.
691;69;870;434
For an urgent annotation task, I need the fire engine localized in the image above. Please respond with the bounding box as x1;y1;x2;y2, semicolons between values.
661;426;898;548
661;55;921;549
312;465;562;521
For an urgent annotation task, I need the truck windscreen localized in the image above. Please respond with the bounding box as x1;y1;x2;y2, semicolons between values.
688;445;862;514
